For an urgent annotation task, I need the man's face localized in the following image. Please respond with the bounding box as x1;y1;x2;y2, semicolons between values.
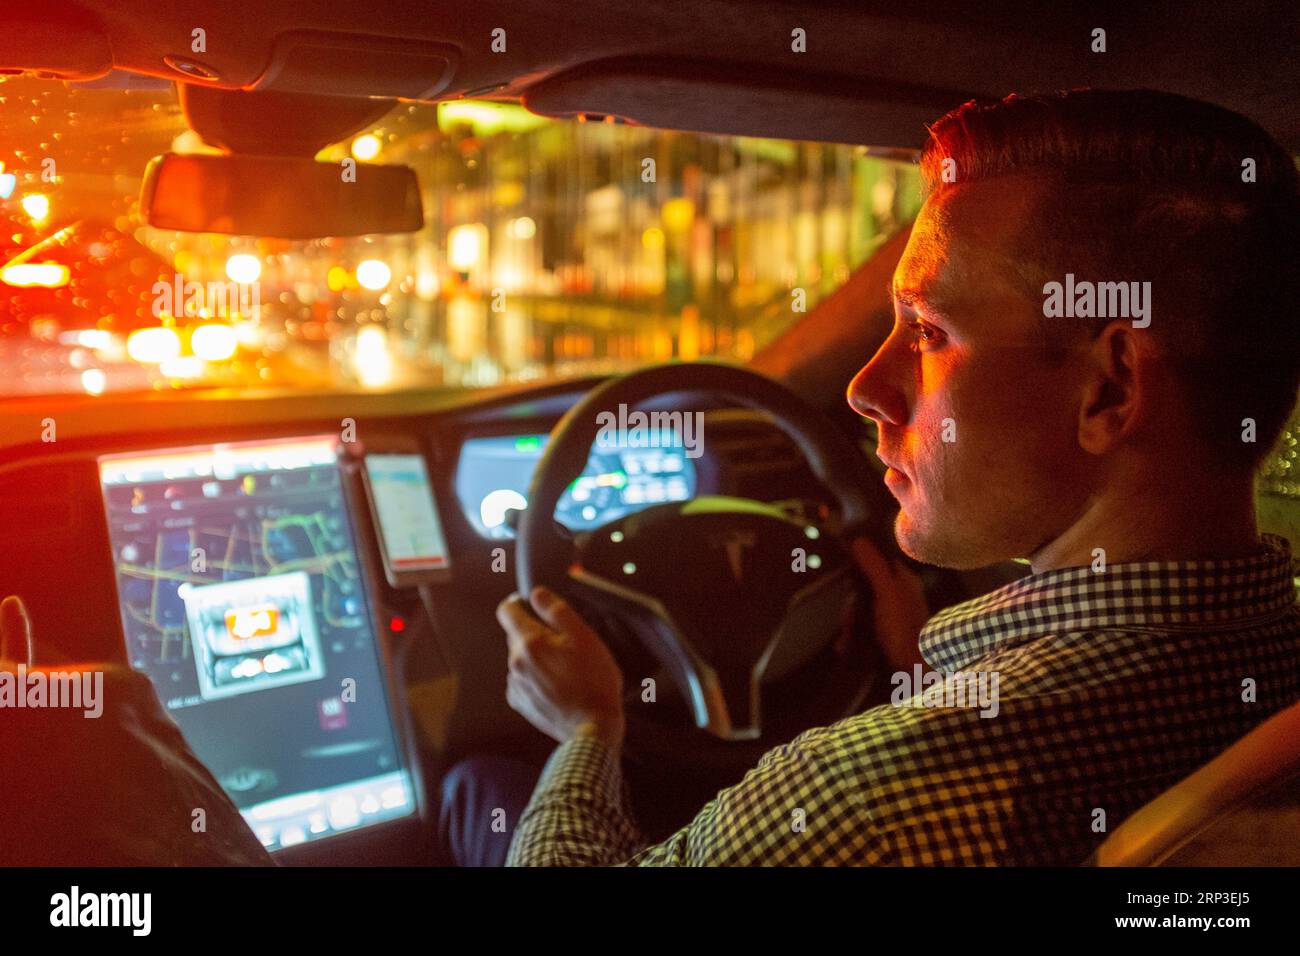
846;176;1093;569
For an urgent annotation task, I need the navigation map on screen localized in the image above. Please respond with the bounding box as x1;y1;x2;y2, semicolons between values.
99;436;416;852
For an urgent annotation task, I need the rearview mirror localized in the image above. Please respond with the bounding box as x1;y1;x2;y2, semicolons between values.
140;153;424;238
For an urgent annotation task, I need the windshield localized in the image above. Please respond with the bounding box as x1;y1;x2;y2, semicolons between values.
0;76;921;397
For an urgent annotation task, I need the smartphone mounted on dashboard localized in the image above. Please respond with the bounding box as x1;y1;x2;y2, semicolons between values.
356;437;453;589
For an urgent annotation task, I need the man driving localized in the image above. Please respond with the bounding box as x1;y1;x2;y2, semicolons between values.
486;89;1300;865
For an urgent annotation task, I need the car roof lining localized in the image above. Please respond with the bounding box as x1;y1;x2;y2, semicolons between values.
7;0;1298;150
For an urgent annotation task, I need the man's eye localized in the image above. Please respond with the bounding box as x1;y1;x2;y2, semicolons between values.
906;320;943;349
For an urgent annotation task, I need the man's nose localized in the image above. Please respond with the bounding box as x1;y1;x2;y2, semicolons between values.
845;341;908;426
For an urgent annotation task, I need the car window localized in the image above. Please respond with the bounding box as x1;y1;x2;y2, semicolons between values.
0;76;922;396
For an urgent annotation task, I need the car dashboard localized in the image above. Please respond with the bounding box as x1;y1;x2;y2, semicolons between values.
0;373;841;864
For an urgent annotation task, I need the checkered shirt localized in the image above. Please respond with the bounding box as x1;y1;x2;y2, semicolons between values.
507;534;1300;865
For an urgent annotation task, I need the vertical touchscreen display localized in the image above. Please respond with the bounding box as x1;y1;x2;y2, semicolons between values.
99;436;417;852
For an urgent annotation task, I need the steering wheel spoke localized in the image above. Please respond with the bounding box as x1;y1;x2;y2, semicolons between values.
568;560;768;740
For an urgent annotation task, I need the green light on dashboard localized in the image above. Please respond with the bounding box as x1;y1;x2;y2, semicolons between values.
515;435;542;453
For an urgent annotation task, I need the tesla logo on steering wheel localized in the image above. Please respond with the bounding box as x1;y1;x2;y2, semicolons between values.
708;530;756;584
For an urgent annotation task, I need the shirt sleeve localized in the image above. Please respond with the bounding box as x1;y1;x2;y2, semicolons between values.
506;732;644;866
507;722;891;866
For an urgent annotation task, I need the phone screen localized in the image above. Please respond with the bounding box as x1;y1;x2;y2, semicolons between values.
365;453;451;578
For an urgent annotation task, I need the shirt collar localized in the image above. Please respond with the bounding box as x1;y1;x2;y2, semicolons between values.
919;533;1298;673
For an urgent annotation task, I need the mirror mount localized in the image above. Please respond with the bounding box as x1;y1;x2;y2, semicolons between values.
179;86;397;157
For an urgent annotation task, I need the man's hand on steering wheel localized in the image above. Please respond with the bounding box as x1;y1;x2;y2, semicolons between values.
497;586;627;749
496;533;929;746
848;536;929;673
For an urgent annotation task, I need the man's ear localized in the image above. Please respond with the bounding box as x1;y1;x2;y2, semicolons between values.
1077;321;1150;455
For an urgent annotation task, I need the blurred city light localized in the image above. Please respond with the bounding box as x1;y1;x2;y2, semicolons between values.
448;224;486;272
160;355;205;379
225;253;262;284
232;319;263;348
355;259;392;290
509;216;536;240
1;262;69;288
127;327;182;364
414;266;439;300
191;323;239;361
80;368;107;395
326;265;352;293
20;193;50;224
355;325;393;386
70;330;114;350
661;197;695;231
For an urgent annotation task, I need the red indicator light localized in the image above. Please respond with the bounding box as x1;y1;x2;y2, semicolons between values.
389;616;407;633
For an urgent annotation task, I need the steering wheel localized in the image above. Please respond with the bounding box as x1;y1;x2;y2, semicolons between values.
517;361;898;744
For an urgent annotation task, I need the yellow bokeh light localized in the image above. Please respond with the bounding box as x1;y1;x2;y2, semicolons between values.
448;223;487;272
662;197;695;231
326;265;351;293
351;134;382;161
494;182;524;207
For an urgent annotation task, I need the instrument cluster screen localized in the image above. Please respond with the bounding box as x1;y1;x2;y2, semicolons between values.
455;430;697;539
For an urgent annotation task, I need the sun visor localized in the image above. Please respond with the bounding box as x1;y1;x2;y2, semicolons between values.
249;30;459;100
524;57;967;149
0;10;112;81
